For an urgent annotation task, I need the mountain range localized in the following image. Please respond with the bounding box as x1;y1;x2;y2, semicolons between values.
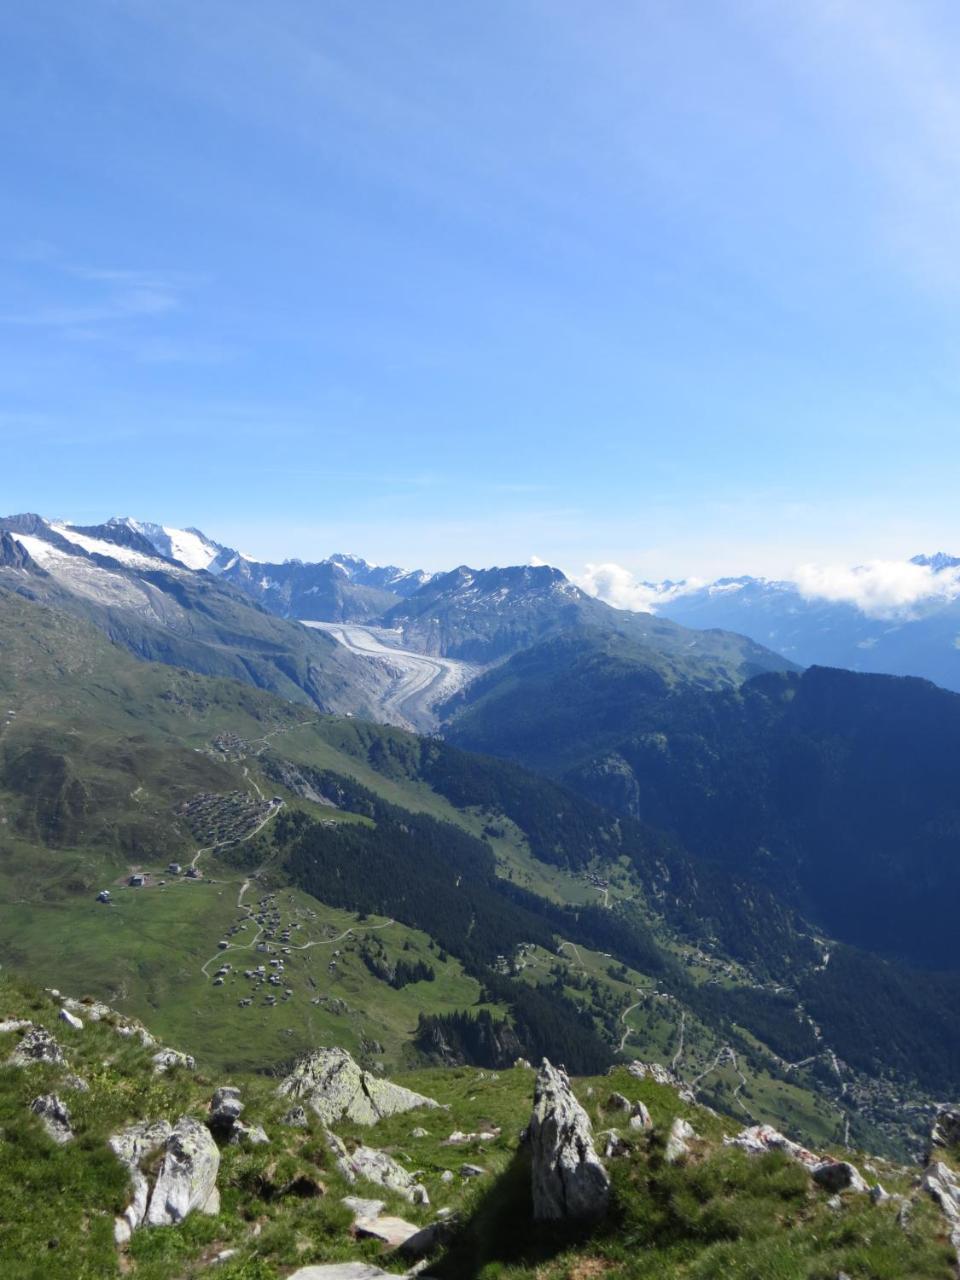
4;509;960;1173
645;555;960;692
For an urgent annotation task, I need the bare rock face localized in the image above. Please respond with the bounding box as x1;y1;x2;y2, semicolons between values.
8;1025;66;1067
277;1047;438;1127
145;1117;221;1227
30;1093;73;1144
528;1058;610;1222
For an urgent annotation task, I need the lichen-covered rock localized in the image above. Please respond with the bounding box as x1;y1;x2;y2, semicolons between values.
528;1058;610;1222
607;1091;631;1112
109;1119;175;1242
664;1116;698;1163
58;1008;83;1031
327;1129;427;1203
210;1086;243;1127
8;1025;66;1067
277;1047;438;1126
230;1120;269;1146
145;1116;220;1227
208;1085;244;1142
280;1105;308;1127
30;1093;73;1144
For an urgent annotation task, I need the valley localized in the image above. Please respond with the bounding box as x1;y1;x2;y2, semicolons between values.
302;621;482;733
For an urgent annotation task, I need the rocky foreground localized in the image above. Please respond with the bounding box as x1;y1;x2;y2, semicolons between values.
0;976;958;1279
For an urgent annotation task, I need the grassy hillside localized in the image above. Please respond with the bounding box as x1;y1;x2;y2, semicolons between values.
0;972;952;1280
0;589;952;1161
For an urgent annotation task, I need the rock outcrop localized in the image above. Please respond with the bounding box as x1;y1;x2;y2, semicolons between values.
109;1119;175;1242
924;1160;960;1252
664;1116;698;1163
326;1130;428;1203
626;1060;696;1103
8;1025;66;1066
146;1116;221;1226
208;1085;244;1134
725;1124;868;1194
528;1058;610;1222
110;1115;222;1240
152;1047;196;1074
60;996;155;1045
30;1093;73;1143
277;1047;438;1126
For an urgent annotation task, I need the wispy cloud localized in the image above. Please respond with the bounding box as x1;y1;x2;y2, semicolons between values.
0;254;191;336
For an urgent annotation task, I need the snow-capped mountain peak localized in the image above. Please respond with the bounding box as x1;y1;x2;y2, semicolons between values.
107;517;235;573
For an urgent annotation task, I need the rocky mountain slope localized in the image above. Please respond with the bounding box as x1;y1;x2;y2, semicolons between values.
0;515;388;718
0;972;955;1279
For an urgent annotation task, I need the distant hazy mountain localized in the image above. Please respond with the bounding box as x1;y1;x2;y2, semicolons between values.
641;554;960;692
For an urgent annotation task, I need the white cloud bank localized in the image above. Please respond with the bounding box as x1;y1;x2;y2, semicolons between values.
576;556;960;620
793;559;960;617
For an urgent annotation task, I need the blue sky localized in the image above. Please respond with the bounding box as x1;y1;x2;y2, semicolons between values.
3;1;960;578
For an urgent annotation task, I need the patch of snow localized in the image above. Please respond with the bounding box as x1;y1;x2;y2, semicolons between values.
52;524;166;570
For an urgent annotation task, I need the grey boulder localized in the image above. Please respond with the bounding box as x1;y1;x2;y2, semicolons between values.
145;1116;221;1226
811;1160;869;1195
528;1058;610;1222
109;1119;175;1243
